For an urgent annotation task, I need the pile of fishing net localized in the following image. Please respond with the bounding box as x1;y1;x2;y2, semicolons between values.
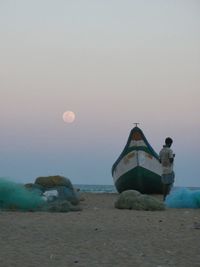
0;178;45;211
165;188;200;208
0;177;81;212
33;175;80;205
115;190;165;211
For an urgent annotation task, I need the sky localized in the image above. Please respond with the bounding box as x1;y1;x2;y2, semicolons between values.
0;0;199;187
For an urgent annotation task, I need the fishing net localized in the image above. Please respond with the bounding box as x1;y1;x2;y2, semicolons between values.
115;190;165;211
165;187;200;208
0;178;45;211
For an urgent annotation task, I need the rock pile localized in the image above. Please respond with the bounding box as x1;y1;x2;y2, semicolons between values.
24;175;81;212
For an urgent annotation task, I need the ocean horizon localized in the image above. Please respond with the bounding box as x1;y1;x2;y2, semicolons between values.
75;184;117;193
75;184;200;193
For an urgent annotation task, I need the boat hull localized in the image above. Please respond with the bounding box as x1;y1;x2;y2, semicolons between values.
115;166;162;194
112;126;163;194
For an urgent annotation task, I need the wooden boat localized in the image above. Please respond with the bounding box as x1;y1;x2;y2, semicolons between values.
112;125;162;194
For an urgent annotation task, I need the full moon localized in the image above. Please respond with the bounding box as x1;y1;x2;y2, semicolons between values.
62;111;76;123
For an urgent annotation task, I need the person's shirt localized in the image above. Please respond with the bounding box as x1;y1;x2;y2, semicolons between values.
159;145;174;174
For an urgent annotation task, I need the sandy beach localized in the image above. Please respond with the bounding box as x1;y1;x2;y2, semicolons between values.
0;192;200;267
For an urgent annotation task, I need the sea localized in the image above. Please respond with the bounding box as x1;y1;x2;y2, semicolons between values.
74;184;200;193
75;184;117;193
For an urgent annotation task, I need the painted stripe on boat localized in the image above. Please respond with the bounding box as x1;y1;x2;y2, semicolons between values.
129;139;147;148
113;150;162;183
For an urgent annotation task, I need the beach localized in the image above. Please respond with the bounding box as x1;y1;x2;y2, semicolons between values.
0;193;200;267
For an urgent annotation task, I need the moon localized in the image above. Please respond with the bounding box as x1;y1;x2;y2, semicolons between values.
62;111;75;123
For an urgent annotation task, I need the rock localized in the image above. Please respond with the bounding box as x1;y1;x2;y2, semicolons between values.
56;186;79;205
35;175;73;189
115;190;165;211
34;176;80;205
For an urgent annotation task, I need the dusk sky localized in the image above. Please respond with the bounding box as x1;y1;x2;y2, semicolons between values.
0;1;199;187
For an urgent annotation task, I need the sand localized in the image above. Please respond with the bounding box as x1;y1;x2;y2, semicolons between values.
0;193;200;267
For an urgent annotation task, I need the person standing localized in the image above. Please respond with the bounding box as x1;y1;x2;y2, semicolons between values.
159;137;175;201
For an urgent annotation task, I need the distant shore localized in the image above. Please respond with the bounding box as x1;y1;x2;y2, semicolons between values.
0;193;200;267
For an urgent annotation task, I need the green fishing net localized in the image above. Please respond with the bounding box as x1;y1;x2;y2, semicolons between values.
0;178;45;211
